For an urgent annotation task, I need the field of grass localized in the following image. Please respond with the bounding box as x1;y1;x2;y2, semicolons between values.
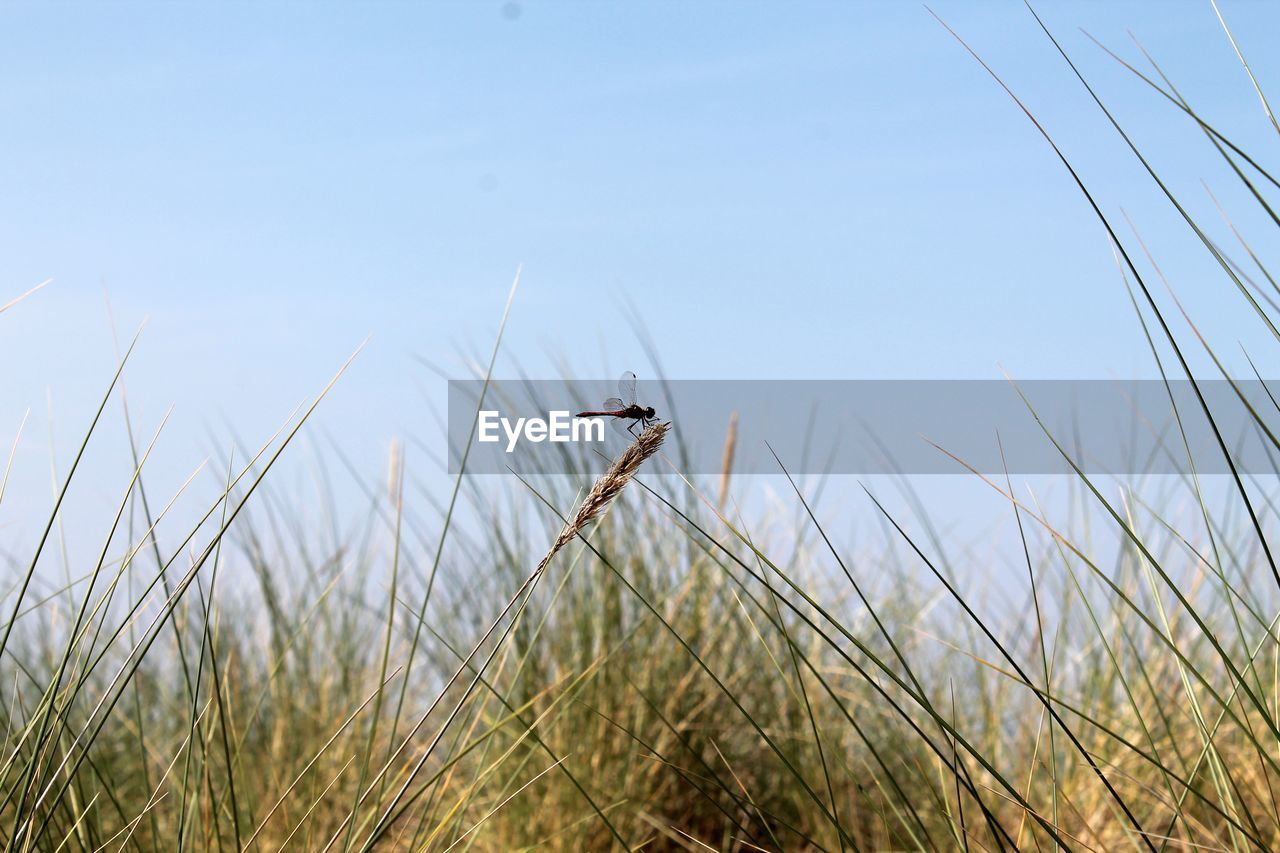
4;11;1280;852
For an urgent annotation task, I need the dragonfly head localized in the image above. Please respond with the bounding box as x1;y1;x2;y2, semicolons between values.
644;406;656;420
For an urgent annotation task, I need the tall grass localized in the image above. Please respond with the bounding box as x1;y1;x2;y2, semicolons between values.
4;9;1280;851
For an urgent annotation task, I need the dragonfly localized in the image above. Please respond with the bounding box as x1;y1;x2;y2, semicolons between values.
576;371;658;436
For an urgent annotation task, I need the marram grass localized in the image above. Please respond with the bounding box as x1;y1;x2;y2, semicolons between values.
536;421;670;576
4;9;1280;852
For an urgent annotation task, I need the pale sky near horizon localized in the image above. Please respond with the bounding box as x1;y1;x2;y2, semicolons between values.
1;1;1278;561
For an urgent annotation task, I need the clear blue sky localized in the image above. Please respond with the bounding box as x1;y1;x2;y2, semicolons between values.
1;1;1277;550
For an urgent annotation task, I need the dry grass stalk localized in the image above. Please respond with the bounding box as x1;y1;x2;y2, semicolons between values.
0;278;50;316
535;421;669;575
717;411;738;510
387;438;403;508
345;422;671;846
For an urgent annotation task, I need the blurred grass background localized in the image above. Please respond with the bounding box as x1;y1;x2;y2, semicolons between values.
4;6;1280;851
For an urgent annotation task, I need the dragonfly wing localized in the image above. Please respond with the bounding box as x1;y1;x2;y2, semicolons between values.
618;371;637;406
609;416;637;438
602;397;624;410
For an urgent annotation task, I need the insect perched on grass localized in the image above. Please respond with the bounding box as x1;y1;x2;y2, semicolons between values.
576;371;658;437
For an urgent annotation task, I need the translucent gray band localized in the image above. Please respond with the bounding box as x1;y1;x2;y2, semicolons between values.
447;379;1280;475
